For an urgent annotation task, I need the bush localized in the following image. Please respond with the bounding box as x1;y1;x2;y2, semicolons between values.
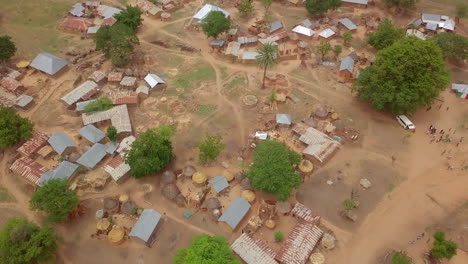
274;231;284;242
0;35;16;62
431;230;458;259
174;235;240;264
0;105;33;150
106;126;118;142
198;133;225;163
83;97;113;113
305;0;341;15
238;0;254;16
114;5;143;32
343;198;357;211
391;252;411;264
95;23;139;67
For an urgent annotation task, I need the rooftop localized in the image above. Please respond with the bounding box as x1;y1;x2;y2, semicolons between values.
270;21;283;33
104;155;130;182
218;197;251;229
76;99;97;112
276;113;292;125
129;209;162;243
339;18;357;30
17;132;49;157
144;73;165;88
76;143;107;168
242;51;260;60
116;135;136;155
193;4;230;21
275;222;323;264
0;77;23;93
120;76;137;87
107;90;138;105
38;161;79;186
107;71;124;82
291;202;321;223
319;28;335;38
60;16;93;32
79;124;105;143
61;80;98;106
341;0;368;4
231;233;278;264
10;157;49;186
82;104;132;134
339;56;355;73
209;175;229;193
30;53;68;76
292;25;315;37
48;132;76;155
15;94;33;108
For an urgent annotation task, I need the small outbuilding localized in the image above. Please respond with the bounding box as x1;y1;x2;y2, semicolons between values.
79;124;105;144
76;143;107;168
120;76;137;89
129;209;162;247
38;161;79;186
144;73;165;88
48;132;77;156
452;83;468;99
218;197;251;231
269;21;283;33
209;175;229;193
339;56;355;81
29;53;68;76
339;18;357;31
276;113;292;126
318;28;336;39
15;95;34;109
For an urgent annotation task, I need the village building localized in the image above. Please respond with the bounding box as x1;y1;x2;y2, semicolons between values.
75;99;97;112
104;155;131;183
291;202;321;223
299;127;340;163
339;56;355;80
144;73;166;89
297;18;312;28
318;28;336;39
85;1;100;10
136;85;150;99
269;21;283;34
137;0;160;17
276;113;292;127
275;221;324;264
237;36;258;46
48;132;77;156
116;135;136;154
225;42;241;58
86;26;101;36
218;197;251;230
107;71;124;83
129;209;162;246
209;175;229;193
10;156;49;186
0;77;25;95
88;71;106;84
37;145;54;159
421;13;456;32
77;143;107;168
98;5;122;19
17;132;49;157
193;4;229;23
69;3;85;17
452;83;468;99
61;80;99;108
241;51;260;64
292;25;315;38
341;0;368;8
79;124;105;144
29;53;68;76
339;18;357;31
60;16;93;32
107;90;139;105
15;94;34;109
407;18;423;29
406;29;426;40
101;17;117;26
231;233;279;264
120;76;137;89
82;104;132;135
210;39;226;51
38;161;79;186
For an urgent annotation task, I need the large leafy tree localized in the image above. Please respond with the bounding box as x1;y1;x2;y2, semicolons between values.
354;36;450;114
391;252;411;264
305;0;341;15
247;140;301;201
431;230;458;260
106;126;118;142
368;19;405;50
256;43;278;89
202;11;231;38
114;5;143;32
432;33;468;61
198;133;225;163
173;235;240;264
95;23;139;67
317;40;332;59
384;0;418;9
238;0;255;17
0;105;33;150
0;218;57;264
125;126;175;178
30;179;79;223
0;35;16;62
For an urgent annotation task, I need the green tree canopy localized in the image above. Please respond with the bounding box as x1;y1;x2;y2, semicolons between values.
247;140;301;201
368;19;405;50
106;126;118;142
30;179;79;223
274;231;284;242
202;11;231;38
0;35;16;62
125;125;175;178
0;218;57;264
333;45;342;58
95;23;139;67
353;36;450;114
384;0;418;9
173;235;240;264
343;31;353;46
305;0;341;15
238;0;255;16
198;133;225;163
432;32;468;61
256;43;278;88
0;105;33;150
431;230;458;259
317;40;332;59
83;97;113;113
114;5;143;32
391;252;411;264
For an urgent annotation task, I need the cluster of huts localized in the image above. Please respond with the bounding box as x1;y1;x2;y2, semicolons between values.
136;0;192;22
406;13;457;40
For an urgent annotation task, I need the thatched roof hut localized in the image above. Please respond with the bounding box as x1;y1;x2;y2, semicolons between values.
119;194;129;203
192;172;207;185
183;165;196;177
121;200;137;214
299;159;314;173
276;201;292;214
223;170;234;182
202;197;221;210
161;171;176;185
235;172;245;182
175;193;186;207
242;190;256;203
161;183;180;200
108;226;125;245
103;197;119;214
315;107;328;119
240;178;253;190
96;218;111;231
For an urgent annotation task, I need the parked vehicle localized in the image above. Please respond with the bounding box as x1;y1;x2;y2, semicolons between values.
396;115;416;132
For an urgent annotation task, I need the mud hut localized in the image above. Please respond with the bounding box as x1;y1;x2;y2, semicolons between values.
299;159;314;173
96;218;111;231
108;226;125;245
192;172;207;187
201;197;221;210
222;170;234;182
183;166;196;178
332;120;345;132
240;178;253;190
175;194;186;207
235;172;245;182
315;107;328;119
161;171;176;185
161;183;180;200
276;201;292;215
103;197;119;214
121;200;138;215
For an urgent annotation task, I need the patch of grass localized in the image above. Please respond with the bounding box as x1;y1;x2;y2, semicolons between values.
0;187;16;202
220;66;228;80
158;104;171;114
173;64;216;91
226;77;246;90
197;105;217;115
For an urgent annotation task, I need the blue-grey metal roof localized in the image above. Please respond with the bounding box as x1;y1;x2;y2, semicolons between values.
70;3;85;17
276;113;292;125
242;51;260;60
218;198;251;229
356;70;361;79
129;209;161;243
193;4;230;21
77;143;107;168
407;18;423;28
105;141;119;154
79;124;105;144
270;21;283;33
209;175;229;193
452;83;468;94
76;99;97;112
30;53;68;76
210;39;225;46
340;18;357;30
15;95;33;107
422;13;442;24
339;56;355;73
300;19;312;28
426;22;438;31
342;0;368;4
38;161;79;186
48;132;76;155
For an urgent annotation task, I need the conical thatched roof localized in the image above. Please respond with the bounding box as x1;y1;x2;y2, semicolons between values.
235;172;245;182
242;190;256;203
276;201;292;214
299;159;313;173
175;193;186;207
240;178;253;190
222;170;234;181
108;226;125;244
192;172;207;184
161;183;180;200
96;218;111;231
103;197;119;214
315;107;328;118
121;200;137;214
161;171;176;185
202;197;221;210
183;165;196;177
119;194;129;203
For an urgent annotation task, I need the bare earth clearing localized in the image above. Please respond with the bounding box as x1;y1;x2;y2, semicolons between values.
0;0;467;263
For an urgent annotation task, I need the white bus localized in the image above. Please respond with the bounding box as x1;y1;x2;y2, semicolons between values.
396;115;416;132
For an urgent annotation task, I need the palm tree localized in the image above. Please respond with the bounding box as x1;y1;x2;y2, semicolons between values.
256;43;278;89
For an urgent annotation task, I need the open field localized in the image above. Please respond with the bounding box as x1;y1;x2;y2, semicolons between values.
0;0;467;263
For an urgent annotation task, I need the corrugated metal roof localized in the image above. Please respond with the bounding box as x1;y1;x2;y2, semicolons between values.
407;18;423;27
276;113;292;125
209;175;229;193
441;19;455;31
270;21;283;33
291;202;321;223
276;222;323;264
218;197;251;229
70;3;85;17
452;83;468;94
105;141;119;154
104;155;130;182
339;18;357;30
76;99;97;112
107;71;123;82
116;135;136;155
299;19;312;28
120;76;137;87
319;28;335;38
1;77;23;93
79;124;105;143
15;95;33;107
10;157;49;186
61;80;98;106
193;4;230;21
210;39;225;46
77;143;107;168
300;128;340;163
237;36;258;45
86;1;100;7
225;41;241;56
38;161;79;186
422;13;442;24
82;104;132;133
426;22;438;31
87;25;101;34
339;56;354;73
30;53;67;76
98;5;122;19
231;233;278;264
342;0;368;4
136;85;149;94
60;16;93;32
242;51;260;60
292;25;315;37
48;132;76;155
17;132;49;157
129;209;161;243
144;73;165;88
107;90;138;105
